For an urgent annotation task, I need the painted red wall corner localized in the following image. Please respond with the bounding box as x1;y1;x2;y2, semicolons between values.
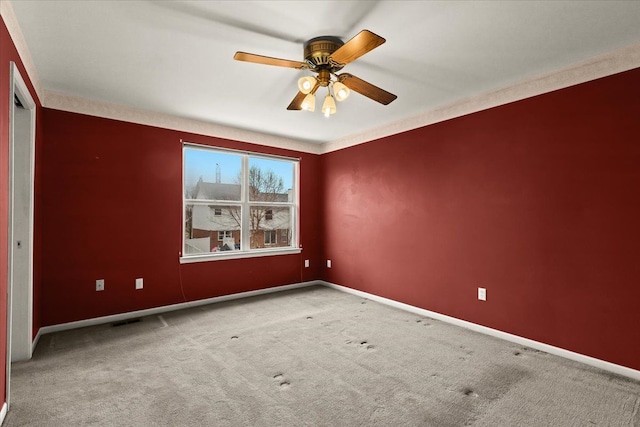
321;67;640;371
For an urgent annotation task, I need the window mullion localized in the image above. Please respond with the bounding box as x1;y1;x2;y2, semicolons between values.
293;160;299;249
248;201;293;207
186;199;239;206
241;155;250;251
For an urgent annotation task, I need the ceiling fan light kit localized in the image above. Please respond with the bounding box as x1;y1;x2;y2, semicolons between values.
333;81;350;102
298;76;317;94
322;93;337;117
234;29;397;117
296;76;349;115
301;93;316;112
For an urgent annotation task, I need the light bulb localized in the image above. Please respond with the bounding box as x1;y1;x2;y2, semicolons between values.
333;81;350;102
297;76;317;94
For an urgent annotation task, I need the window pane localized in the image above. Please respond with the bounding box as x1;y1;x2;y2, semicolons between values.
185;203;241;253
249;206;291;249
248;157;294;202
182;144;298;259
185;148;242;201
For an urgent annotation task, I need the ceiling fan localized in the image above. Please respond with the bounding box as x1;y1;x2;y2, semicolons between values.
233;30;397;117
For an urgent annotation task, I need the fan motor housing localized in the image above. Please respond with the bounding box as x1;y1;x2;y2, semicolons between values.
304;36;345;71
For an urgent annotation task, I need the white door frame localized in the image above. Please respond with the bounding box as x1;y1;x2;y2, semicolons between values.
6;62;36;408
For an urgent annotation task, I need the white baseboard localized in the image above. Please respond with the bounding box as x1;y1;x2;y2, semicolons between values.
32;328;42;355
0;402;7;425
321;281;640;382
38;281;320;336
33;278;639;382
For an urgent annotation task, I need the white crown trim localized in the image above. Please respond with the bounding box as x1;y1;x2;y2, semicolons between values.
322;43;640;154
4;1;639;155
44;91;322;155
1;0;43;104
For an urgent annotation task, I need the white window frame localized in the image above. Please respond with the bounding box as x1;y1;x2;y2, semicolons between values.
181;143;301;263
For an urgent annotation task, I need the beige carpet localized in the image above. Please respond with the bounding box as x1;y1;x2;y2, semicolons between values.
6;286;640;426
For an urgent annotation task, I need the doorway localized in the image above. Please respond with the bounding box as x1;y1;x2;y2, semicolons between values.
6;62;36;407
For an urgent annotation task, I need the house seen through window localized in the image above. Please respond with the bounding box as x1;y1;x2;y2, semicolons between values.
183;144;298;259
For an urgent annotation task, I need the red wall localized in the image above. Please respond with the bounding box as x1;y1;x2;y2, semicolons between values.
40;110;322;325
1;14;44;407
6;11;640;394
321;68;640;371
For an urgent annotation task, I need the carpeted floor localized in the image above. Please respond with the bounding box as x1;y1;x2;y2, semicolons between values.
5;286;640;426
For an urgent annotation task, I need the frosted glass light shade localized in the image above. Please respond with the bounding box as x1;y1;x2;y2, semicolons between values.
298;76;317;94
322;94;336;117
301;93;316;112
333;81;350;102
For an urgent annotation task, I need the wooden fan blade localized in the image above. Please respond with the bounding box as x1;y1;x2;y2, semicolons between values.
339;73;397;105
329;30;386;66
234;52;308;69
287;91;306;110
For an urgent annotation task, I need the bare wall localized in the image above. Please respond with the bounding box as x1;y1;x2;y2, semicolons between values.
321;68;640;371
40;109;322;326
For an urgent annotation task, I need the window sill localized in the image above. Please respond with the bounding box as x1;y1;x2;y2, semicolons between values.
180;247;302;263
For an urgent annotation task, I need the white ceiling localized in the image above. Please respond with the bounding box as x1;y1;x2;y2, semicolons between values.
9;1;640;145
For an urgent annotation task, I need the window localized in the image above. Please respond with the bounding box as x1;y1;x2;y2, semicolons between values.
182;144;299;261
217;230;232;241
264;230;277;245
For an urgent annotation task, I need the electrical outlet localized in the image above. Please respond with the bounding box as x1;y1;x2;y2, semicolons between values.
135;278;143;290
327;260;332;268
478;287;486;301
96;279;105;291
304;259;310;268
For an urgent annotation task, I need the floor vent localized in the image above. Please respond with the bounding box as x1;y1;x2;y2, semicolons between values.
112;318;141;327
